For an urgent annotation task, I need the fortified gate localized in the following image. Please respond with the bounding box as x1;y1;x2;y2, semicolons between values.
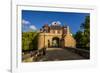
38;21;76;49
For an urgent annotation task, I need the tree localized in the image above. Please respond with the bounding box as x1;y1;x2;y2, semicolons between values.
74;16;90;50
22;32;39;52
74;31;83;47
81;16;90;48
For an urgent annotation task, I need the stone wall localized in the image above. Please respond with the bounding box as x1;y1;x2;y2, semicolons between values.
64;34;76;48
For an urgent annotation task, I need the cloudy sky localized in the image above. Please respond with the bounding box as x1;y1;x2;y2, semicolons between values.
22;19;37;32
22;10;89;33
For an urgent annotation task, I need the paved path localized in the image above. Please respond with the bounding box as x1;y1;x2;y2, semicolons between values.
40;48;85;61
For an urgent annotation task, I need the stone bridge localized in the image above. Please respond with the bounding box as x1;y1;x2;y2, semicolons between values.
22;47;89;62
39;48;89;61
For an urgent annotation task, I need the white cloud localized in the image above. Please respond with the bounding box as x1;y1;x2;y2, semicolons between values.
29;25;37;30
22;19;30;25
51;21;61;25
57;21;61;25
51;21;56;25
22;19;37;32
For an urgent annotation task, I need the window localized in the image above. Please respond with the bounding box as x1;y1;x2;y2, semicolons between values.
58;30;60;34
53;30;55;33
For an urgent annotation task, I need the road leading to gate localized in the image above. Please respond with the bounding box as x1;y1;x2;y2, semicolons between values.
40;48;86;61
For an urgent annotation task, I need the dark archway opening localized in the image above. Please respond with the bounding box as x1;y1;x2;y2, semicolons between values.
52;37;60;48
48;40;50;47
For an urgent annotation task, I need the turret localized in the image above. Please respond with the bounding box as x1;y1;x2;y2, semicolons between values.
67;26;70;35
62;24;67;34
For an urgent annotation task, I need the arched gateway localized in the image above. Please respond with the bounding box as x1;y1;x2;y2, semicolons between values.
52;37;60;47
38;21;76;49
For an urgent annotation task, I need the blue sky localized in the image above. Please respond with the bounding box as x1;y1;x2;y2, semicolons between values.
22;10;89;34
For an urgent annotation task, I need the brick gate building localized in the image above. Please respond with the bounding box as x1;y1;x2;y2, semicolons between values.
38;21;76;49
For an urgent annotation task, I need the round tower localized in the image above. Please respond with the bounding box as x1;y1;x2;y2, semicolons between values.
38;33;45;49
